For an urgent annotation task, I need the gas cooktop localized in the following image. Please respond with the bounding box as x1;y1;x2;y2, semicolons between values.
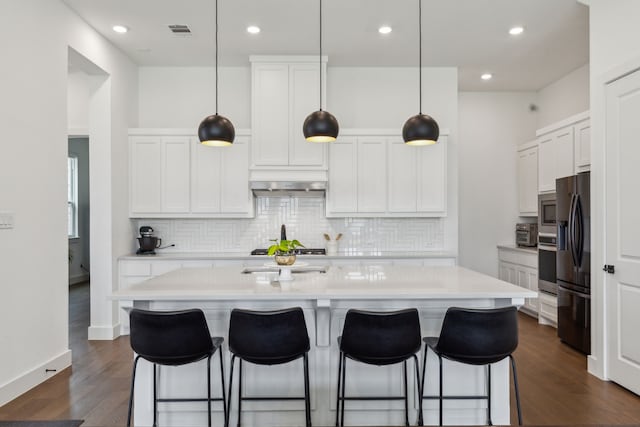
250;248;326;255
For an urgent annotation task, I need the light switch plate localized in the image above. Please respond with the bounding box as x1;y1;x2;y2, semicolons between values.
0;212;14;229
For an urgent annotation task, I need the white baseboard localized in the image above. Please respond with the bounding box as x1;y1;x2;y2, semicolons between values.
88;324;121;340
0;349;72;407
69;273;90;286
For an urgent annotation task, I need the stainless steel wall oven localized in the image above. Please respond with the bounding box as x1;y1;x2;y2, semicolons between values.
538;233;557;296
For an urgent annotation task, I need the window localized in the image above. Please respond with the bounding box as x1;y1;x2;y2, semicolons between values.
68;155;78;238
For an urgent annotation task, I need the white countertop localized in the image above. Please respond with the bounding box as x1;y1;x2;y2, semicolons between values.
118;250;458;261
111;264;536;301
497;244;538;255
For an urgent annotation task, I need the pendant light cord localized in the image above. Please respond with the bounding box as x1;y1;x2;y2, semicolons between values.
319;0;323;112
418;0;422;114
215;0;219;115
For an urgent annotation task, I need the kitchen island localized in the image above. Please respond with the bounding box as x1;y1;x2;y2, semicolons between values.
112;264;535;427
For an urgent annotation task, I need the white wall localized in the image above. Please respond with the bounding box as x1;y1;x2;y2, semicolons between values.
67;70;90;132
458;92;539;277
137;66;459;253
0;0;137;405
585;0;640;379
536;63;590;128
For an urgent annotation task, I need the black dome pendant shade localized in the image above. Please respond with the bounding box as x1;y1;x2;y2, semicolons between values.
303;0;339;143
198;0;235;147
403;0;439;146
198;114;235;146
304;109;339;143
403;113;439;146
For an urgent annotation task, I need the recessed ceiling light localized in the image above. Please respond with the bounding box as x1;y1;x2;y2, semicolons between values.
481;73;493;81
509;26;524;35
247;26;261;34
378;26;392;35
112;25;128;34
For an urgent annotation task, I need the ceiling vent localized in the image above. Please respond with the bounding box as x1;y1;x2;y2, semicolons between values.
168;25;192;36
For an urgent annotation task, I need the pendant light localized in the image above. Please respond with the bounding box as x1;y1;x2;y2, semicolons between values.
402;0;439;146
198;0;235;147
303;0;339;143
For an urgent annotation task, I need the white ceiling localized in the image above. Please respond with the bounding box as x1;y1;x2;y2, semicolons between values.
61;0;589;91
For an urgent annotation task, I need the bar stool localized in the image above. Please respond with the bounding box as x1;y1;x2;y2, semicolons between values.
336;308;422;427
226;307;311;427
420;306;522;426
127;308;226;427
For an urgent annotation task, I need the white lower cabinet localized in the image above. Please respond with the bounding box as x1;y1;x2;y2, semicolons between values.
497;247;538;316
538;292;558;327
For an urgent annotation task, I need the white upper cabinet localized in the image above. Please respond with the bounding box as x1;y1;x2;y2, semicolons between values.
130;130;253;218
574;119;591;173
536;111;589;193
130;136;190;215
251;57;327;169
327;131;447;217
517;141;538;216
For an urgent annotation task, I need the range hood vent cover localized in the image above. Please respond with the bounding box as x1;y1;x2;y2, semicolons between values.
251;181;326;198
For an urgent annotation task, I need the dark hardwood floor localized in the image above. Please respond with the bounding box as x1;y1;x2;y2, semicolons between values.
1;282;639;425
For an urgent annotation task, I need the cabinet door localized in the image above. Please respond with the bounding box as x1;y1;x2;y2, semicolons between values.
327;137;358;214
220;137;252;214
289;64;326;167
499;261;517;285
554;127;575;181
388;140;417;212
191;138;222;213
252;63;290;166
518;145;538;215
417;139;447;214
130;137;162;214
357;137;387;213
574;120;591;172
161;137;191;213
537;134;555;193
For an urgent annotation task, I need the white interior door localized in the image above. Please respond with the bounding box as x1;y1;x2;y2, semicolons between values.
605;67;640;395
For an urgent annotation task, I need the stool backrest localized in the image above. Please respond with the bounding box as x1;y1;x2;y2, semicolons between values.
340;308;422;365
435;306;518;365
129;308;214;366
228;307;310;365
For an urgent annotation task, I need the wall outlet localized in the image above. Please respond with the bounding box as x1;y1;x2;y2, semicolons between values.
0;212;14;229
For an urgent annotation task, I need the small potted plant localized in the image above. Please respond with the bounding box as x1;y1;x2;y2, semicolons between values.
267;239;305;266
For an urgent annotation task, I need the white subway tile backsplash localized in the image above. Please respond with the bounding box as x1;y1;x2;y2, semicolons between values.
135;197;443;253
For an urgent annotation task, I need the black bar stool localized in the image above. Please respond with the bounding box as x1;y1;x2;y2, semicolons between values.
420;306;522;426
127;308;227;427
226;307;311;427
336;308;422;427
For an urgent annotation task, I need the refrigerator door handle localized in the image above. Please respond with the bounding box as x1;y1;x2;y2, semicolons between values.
568;193;578;268
575;194;584;267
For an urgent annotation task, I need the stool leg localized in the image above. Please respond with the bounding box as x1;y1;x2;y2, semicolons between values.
304;353;312;427
207;355;212;427
219;348;228;427
335;351;343;427
510;355;523;426
340;354;346;427
237;359;243;427
153;363;158;427
226;355;236;427
487;364;492;426
412;354;422;427
127;355;141;427
438;355;443;426
420;348;428;426
403;360;409;427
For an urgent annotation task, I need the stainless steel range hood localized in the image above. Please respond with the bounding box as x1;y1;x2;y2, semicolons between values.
250;181;326;197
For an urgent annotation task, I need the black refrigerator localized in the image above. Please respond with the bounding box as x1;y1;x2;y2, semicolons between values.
556;172;590;354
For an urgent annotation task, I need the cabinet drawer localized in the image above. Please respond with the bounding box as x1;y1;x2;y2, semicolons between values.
151;261;182;276
498;250;537;268
120;261;152;276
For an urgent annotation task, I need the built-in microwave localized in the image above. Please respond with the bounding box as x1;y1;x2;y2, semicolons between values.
538;193;557;235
